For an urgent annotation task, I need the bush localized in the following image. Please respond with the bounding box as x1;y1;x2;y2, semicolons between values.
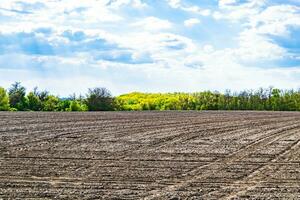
27;92;42;111
67;100;88;111
43;95;59;111
0;87;10;111
86;87;114;111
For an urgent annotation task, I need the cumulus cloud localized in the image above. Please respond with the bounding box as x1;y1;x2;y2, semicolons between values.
107;0;148;9
216;0;267;21
166;0;211;16
250;5;300;36
131;17;173;31
184;18;201;27
233;29;286;62
203;45;214;53
219;0;237;7
213;0;300;65
0;0;300;95
1;53;300;96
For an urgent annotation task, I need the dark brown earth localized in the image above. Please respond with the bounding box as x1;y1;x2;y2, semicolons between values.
1;111;300;199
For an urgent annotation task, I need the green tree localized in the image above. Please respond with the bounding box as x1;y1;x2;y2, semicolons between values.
8;82;27;111
271;89;281;111
43;95;59;111
0;87;10;111
57;99;71;111
27;92;42;111
67;100;88;111
86;87;114;111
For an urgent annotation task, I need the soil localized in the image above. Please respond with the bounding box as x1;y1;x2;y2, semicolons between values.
1;111;300;199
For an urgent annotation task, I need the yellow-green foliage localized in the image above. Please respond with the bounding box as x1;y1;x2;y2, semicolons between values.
43;95;59;111
0;87;10;111
115;92;196;111
67;100;88;111
115;89;300;111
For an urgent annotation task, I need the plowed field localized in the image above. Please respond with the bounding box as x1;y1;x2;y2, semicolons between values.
1;111;300;199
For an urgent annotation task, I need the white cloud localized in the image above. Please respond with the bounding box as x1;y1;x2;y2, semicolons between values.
0;0;124;29
213;2;300;64
1;0;300;96
183;6;211;16
212;11;223;20
234;29;286;61
131;17;173;31
2;53;300;96
216;0;267;21
250;5;300;36
203;45;214;53
167;0;182;9
166;0;211;16
219;0;237;7
184;18;201;27
106;32;198;71
107;0;148;9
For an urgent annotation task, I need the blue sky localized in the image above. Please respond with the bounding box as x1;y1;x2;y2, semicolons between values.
0;0;300;96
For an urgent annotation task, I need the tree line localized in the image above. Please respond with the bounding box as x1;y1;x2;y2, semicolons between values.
0;82;113;111
1;82;300;111
115;89;300;111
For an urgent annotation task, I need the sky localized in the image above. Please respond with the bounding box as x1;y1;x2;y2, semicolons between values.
0;0;300;96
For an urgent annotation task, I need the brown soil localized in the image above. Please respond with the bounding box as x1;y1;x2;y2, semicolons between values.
1;111;300;199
